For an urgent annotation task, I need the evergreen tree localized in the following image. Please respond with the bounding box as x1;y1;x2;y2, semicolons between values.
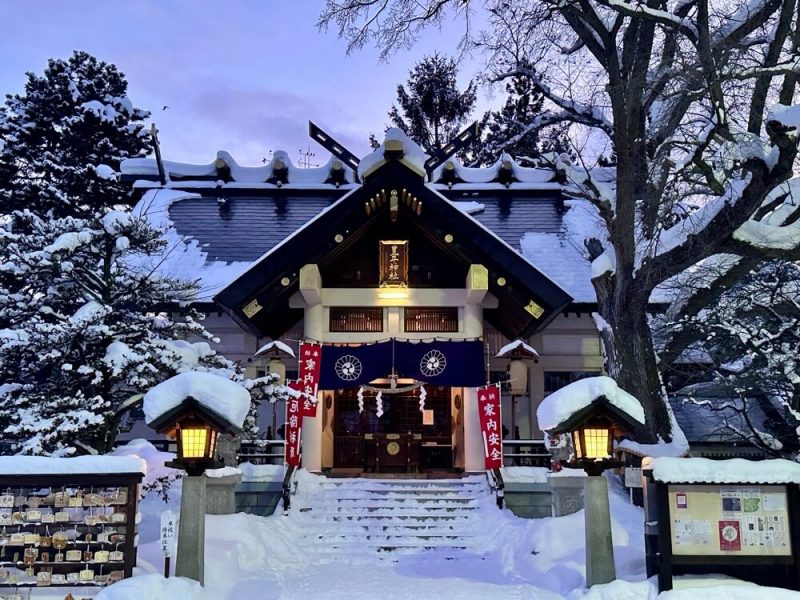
0;51;150;218
0;53;281;455
0;208;279;455
477;69;573;166
388;54;477;154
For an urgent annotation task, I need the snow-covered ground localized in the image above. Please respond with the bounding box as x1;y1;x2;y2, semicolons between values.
18;441;799;599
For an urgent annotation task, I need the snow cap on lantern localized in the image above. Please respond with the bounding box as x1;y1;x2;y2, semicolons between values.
537;376;644;465
144;371;251;430
144;372;250;473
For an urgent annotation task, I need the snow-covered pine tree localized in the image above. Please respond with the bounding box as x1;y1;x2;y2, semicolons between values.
0;208;278;455
0;53;282;455
476;66;574;167
0;51;150;218
388;53;478;155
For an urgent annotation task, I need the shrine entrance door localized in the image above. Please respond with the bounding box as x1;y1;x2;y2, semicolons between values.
332;386;454;472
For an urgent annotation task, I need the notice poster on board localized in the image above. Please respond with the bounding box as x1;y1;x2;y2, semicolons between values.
668;484;791;556
719;520;742;551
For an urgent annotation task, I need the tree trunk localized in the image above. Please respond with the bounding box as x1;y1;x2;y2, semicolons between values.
597;281;672;443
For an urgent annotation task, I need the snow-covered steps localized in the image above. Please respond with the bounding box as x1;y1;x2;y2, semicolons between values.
288;474;495;558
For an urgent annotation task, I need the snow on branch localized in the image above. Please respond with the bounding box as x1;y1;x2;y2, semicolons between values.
712;0;780;45
731;178;800;255
599;0;699;44
493;66;614;135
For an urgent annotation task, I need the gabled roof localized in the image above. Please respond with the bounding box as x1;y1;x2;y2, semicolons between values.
213;154;573;340
123;130;602;322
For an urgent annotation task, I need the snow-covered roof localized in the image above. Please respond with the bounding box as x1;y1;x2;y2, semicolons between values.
668;394;776;447
645;456;800;484
254;340;296;358
359;128;428;179
143;371;251;430
536;376;645;431
0;455;146;475
496;339;539;358
123;130;608;304
122;150;357;188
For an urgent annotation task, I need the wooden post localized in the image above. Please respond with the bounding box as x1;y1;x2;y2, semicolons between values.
164;555;170;578
656;482;673;592
150;124;166;186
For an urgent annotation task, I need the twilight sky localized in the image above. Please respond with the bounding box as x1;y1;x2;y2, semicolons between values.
0;1;492;166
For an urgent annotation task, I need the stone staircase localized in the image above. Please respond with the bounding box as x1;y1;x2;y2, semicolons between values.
292;475;492;558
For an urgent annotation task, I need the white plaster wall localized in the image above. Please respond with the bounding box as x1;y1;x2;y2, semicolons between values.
528;313;605;437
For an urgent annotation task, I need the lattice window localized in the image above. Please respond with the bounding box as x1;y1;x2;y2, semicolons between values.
404;307;458;333
544;371;599;396
329;307;384;332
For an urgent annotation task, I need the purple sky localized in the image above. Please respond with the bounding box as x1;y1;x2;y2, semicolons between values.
1;1;492;166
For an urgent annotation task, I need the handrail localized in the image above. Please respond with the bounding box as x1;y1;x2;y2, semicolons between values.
502;439;546;446
282;464;296;512
501;439;551;467
492;467;505;509
238;439;286;465
485;468;505;510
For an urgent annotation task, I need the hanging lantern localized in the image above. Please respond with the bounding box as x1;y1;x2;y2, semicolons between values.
495;340;539;395
508;361;529;395
254;341;295;386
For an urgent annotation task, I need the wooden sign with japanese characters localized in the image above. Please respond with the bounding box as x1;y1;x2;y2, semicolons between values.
379;240;408;287
477;384;503;470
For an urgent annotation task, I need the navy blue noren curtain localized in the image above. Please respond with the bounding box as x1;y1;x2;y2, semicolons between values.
318;339;484;388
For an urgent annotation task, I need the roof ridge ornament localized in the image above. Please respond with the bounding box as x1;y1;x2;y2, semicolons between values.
308;121;361;182
424;121;481;178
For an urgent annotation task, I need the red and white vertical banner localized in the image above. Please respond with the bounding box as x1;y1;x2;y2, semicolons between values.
300;387;318;419
285;381;303;466
298;341;322;400
478;384;503;470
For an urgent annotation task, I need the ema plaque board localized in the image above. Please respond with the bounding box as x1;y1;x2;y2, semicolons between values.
668;484;791;556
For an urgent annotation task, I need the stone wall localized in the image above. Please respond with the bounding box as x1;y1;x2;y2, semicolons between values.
503;481;553;518
235;481;283;516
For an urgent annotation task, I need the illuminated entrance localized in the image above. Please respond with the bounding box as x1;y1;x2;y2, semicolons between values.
333;386;455;472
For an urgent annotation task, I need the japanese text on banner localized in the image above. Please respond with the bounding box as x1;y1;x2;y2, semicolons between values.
298;342;322;401
285;382;302;466
291;377;317;418
478;384;503;470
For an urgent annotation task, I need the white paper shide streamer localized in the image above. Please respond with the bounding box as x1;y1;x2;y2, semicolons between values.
376;391;383;418
418;385;426;412
357;386;364;413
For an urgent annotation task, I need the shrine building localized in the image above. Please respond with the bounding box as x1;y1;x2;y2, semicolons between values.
121;127;608;473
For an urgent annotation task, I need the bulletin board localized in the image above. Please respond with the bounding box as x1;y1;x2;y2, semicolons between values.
668;484;791;556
